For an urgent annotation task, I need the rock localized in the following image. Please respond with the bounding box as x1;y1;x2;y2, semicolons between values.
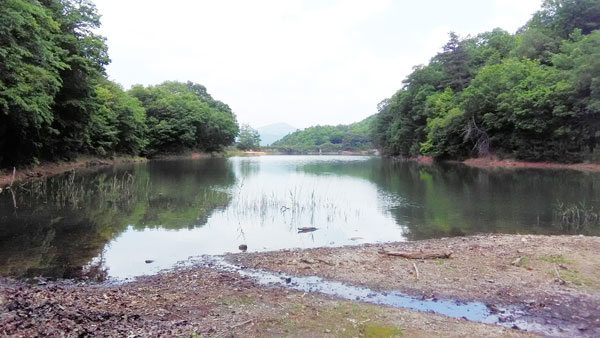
145;260;154;264
239;244;248;252
511;257;523;266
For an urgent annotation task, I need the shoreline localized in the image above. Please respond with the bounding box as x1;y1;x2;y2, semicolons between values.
462;157;600;172
0;152;221;186
4;153;598;187
0;156;147;186
1;234;598;336
394;155;600;172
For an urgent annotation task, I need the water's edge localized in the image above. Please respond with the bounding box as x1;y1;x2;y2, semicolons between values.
187;255;574;337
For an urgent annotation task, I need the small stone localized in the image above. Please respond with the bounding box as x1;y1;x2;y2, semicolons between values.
145;260;154;264
239;244;248;252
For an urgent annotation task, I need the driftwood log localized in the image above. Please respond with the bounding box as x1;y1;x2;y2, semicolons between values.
378;249;452;259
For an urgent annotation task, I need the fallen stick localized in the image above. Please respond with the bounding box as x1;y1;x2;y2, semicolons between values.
412;262;420;280
554;264;565;285
230;319;253;330
10;167;16;186
378;249;452;259
316;258;334;266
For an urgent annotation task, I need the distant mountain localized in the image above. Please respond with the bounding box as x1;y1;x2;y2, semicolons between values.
257;123;298;146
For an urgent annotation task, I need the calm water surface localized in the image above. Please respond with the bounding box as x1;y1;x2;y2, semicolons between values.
0;156;598;280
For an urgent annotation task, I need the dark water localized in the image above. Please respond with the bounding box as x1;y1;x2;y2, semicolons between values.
0;156;598;280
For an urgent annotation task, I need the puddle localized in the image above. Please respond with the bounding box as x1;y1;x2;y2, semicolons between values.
195;256;577;337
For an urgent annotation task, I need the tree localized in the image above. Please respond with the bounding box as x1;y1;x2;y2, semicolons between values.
42;0;111;159
439;32;472;91
129;81;238;155
0;0;65;166
372;0;599;163
92;79;146;155
528;0;600;38
236;124;260;150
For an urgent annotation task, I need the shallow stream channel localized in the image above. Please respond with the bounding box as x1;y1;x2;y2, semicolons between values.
185;255;579;337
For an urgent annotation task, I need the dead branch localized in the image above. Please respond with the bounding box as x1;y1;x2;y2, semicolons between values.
378;249;452;259
230;319;253;330
10;167;16;186
412;263;420;280
316;258;334;266
554;264;566;285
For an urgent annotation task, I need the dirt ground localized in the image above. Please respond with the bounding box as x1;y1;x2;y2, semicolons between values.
1;234;598;337
228;234;600;336
0;265;531;337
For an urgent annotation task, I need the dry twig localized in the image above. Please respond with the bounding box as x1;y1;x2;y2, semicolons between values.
379;249;452;259
412;263;420;280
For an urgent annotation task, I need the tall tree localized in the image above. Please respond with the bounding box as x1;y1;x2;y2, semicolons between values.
42;0;110;158
439;32;472;91
0;0;66;166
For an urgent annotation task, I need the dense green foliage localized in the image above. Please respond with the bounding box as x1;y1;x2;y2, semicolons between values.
272;116;375;153
128;81;238;155
236;124;261;150
372;0;600;163
0;0;238;168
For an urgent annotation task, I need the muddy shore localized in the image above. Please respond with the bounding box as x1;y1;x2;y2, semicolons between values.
0;156;147;187
229;234;600;336
392;155;600;172
462;157;600;172
1;234;598;337
0;152;225;186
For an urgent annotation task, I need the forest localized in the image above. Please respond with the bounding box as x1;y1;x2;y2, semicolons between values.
271;116;374;153
0;0;238;168
372;0;599;163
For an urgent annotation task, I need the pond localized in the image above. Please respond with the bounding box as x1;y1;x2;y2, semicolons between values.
0;155;598;281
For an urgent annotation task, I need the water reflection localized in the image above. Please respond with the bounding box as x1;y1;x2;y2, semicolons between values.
0;156;598;280
0;158;235;280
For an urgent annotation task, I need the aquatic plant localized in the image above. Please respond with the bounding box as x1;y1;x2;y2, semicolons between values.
554;201;600;231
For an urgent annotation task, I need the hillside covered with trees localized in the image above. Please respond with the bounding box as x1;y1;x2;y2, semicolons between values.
272;116;375;153
0;0;238;168
372;0;599;163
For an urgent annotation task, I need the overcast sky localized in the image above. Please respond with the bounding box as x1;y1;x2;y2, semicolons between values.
94;0;542;129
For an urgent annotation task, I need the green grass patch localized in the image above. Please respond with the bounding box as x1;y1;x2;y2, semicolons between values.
362;324;404;337
560;270;592;286
539;255;569;264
